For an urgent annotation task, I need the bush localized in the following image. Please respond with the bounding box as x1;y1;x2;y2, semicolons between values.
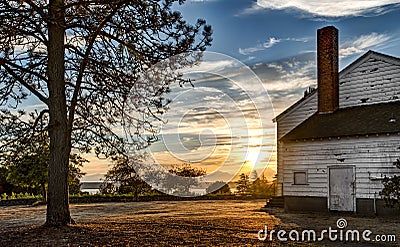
381;159;400;209
0;192;43;200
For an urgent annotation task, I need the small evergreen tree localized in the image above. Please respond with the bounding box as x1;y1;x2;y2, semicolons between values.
250;174;270;196
249;170;258;181
236;173;250;195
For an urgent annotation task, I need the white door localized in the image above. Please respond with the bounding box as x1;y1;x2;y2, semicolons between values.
329;167;355;212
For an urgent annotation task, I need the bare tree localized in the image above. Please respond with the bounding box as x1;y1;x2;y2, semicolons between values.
0;0;212;226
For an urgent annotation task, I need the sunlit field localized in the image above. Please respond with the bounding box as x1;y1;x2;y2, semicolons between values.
1;200;399;246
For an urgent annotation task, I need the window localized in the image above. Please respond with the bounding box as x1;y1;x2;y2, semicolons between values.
293;171;307;185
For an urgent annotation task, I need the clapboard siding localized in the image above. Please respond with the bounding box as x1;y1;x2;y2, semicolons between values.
277;94;317;139
282;135;400;199
276;142;284;196
340;57;400;108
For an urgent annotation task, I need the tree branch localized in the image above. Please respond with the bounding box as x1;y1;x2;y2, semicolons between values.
67;0;129;132
32;109;50;133
22;109;50;145
1;64;49;105
4;60;49;83
25;0;49;21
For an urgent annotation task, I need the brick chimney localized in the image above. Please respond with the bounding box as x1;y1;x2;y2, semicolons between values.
317;26;339;114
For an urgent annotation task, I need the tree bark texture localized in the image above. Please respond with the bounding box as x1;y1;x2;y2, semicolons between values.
46;0;71;226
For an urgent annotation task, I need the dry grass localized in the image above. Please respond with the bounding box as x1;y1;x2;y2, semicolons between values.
0;200;398;246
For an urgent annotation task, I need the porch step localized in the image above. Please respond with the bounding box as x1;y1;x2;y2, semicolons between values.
260;196;284;211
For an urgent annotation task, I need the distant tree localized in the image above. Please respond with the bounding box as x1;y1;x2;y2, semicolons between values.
2;150;86;200
68;154;87;195
166;163;206;195
6;147;48;199
99;182;116;195
381;159;400;209
249;170;258;181
236;173;250;195
0;111;86;199
168;163;207;178
101;156;152;199
0;0;212;225
206;181;231;195
0;166;14;194
250;174;270;196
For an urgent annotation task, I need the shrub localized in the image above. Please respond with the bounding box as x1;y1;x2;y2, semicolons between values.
381;159;400;209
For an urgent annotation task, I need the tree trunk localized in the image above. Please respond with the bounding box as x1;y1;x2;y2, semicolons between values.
42;183;47;202
46;0;71;226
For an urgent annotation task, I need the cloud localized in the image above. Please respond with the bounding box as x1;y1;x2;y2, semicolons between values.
240;3;264;15
239;37;281;55
262;60;316;92
180;59;238;75
239;37;309;56
238;47;261;56
264;37;281;48
340;33;391;58
249;53;317;113
243;0;400;18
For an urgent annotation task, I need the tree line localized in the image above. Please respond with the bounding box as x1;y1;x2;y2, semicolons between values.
100;158;276;198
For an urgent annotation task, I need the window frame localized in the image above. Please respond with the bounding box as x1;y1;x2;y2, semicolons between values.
293;170;308;185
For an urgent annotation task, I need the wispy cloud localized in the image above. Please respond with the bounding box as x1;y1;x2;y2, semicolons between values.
239;37;308;56
179;59;239;76
240;3;264;15
243;0;400;18
340;33;391;58
263;37;281;48
262;60;316;92
250;53;317;112
239;37;281;55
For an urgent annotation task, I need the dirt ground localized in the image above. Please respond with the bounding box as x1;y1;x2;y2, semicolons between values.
0;200;398;246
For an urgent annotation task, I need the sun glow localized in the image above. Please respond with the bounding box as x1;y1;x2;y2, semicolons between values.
245;149;260;167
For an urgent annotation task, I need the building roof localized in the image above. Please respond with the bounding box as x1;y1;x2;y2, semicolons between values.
80;182;103;190
281;100;400;141
274;50;400;122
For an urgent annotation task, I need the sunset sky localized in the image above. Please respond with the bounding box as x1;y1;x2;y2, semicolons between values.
75;0;400;181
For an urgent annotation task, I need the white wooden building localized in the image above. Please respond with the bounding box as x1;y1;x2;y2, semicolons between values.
80;181;103;195
274;26;400;215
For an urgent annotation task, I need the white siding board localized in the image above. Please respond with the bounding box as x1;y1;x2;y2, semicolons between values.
277;94;317;139
281;135;400;198
276;142;284;195
339;58;400;108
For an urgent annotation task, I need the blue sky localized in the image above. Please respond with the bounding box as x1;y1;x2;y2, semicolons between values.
84;0;400;181
174;0;400;67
